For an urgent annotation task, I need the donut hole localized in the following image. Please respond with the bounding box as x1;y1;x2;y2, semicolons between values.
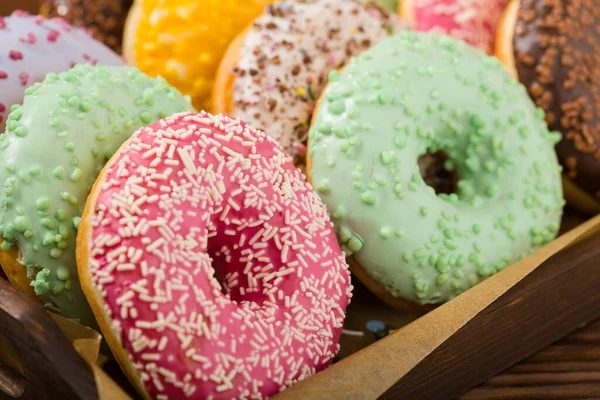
209;254;229;296
418;150;458;195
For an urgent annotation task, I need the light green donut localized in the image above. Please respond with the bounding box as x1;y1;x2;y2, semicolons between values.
308;32;564;305
0;65;193;327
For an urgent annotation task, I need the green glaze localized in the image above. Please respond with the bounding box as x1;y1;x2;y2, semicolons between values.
0;65;193;327
309;32;564;305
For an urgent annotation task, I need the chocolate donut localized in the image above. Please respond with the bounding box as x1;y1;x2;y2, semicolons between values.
40;0;132;53
510;0;600;204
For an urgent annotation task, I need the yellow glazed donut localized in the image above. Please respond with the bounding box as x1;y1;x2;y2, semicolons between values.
123;0;272;110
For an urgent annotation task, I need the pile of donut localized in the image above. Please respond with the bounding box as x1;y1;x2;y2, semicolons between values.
0;0;596;398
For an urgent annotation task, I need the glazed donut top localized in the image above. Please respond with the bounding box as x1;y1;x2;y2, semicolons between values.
0;65;192;327
133;0;271;110
513;0;600;198
0;10;122;132
84;112;351;399
40;0;133;53
408;0;507;54
309;32;563;304
232;0;400;157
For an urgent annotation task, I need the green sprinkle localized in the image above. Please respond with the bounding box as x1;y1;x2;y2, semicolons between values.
55;209;68;222
315;180;330;193
348;235;363;252
41;218;57;230
50;118;61;128
42;233;55;246
14;126;26;137
339;226;353;242
65;142;75;152
140;111;152;123
68;168;82;182
80;101;91;112
436;273;450;286
28;166;41;176
14;216;31;232
50;248;63;258
380;151;395;165
380;227;393;239
444;239;458;250
485;184;499;198
420;207;428;217
72;217;81;230
36;197;50;210
360;191;377;205
67;96;79;107
414;248;427;259
329;100;346;115
52;282;65;295
52;167;65;180
402;251;412;262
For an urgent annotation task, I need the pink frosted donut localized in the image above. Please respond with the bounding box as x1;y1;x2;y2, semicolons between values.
78;112;352;399
0;10;122;131
400;0;508;54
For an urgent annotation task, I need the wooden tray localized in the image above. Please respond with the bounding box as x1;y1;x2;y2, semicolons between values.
2;210;600;399
1;3;599;399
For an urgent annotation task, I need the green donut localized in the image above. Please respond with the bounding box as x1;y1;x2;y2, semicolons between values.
0;65;193;327
308;32;564;305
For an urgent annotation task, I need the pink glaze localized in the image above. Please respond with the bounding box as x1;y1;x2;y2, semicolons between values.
86;112;352;399
0;11;122;132
409;0;508;54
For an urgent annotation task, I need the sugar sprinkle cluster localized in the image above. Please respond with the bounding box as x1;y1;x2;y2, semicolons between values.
87;112;352;399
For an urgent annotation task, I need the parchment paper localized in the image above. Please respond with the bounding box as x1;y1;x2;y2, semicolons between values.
273;214;600;399
1;215;599;400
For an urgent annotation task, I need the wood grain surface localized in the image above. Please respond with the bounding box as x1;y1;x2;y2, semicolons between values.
461;319;600;399
0;278;98;400
378;226;600;400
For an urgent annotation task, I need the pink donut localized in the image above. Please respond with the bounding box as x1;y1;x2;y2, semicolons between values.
78;112;352;399
0;10;122;131
400;0;508;54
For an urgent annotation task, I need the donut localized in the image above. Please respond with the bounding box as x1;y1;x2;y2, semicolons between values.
0;10;123;133
40;0;133;53
77;111;352;399
496;0;600;215
123;0;272;111
307;32;564;310
213;0;401;164
0;65;193;328
399;0;508;55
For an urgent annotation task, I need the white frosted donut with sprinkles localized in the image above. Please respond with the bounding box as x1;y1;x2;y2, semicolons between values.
77;112;352;399
0;10;122;131
212;0;402;164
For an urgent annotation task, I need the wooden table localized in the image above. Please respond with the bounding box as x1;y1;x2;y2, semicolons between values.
1;1;599;397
